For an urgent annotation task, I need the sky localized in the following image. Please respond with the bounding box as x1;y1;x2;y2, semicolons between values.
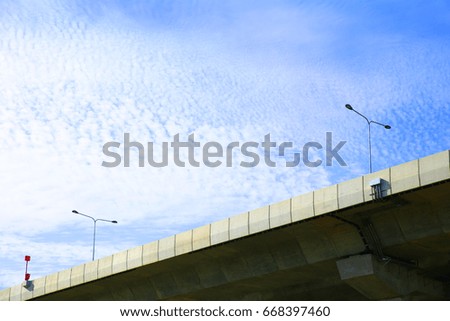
0;0;449;290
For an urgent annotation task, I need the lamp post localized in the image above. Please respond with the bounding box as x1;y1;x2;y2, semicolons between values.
345;104;391;173
72;210;118;261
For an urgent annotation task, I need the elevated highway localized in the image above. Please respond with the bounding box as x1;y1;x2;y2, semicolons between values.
1;150;449;300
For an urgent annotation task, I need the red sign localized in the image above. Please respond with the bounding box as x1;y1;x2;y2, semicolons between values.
24;255;31;281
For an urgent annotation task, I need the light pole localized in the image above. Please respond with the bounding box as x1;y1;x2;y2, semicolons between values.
345;104;391;173
72;210;118;261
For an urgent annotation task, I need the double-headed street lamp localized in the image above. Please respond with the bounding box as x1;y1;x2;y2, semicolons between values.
72;210;118;261
345;104;391;173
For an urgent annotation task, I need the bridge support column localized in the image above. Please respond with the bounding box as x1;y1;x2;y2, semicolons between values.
336;254;445;300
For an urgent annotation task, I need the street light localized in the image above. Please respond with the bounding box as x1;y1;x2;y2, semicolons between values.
345;104;391;173
72;210;118;261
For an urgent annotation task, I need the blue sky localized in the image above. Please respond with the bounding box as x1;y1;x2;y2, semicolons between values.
0;0;449;289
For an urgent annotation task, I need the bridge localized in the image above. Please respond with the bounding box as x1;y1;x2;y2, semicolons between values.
1;150;449;300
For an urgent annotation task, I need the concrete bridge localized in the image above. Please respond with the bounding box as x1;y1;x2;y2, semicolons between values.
1;150;449;300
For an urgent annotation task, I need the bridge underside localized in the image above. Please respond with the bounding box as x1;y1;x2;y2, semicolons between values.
34;181;450;301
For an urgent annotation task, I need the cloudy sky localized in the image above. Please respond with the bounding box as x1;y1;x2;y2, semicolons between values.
0;0;449;289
